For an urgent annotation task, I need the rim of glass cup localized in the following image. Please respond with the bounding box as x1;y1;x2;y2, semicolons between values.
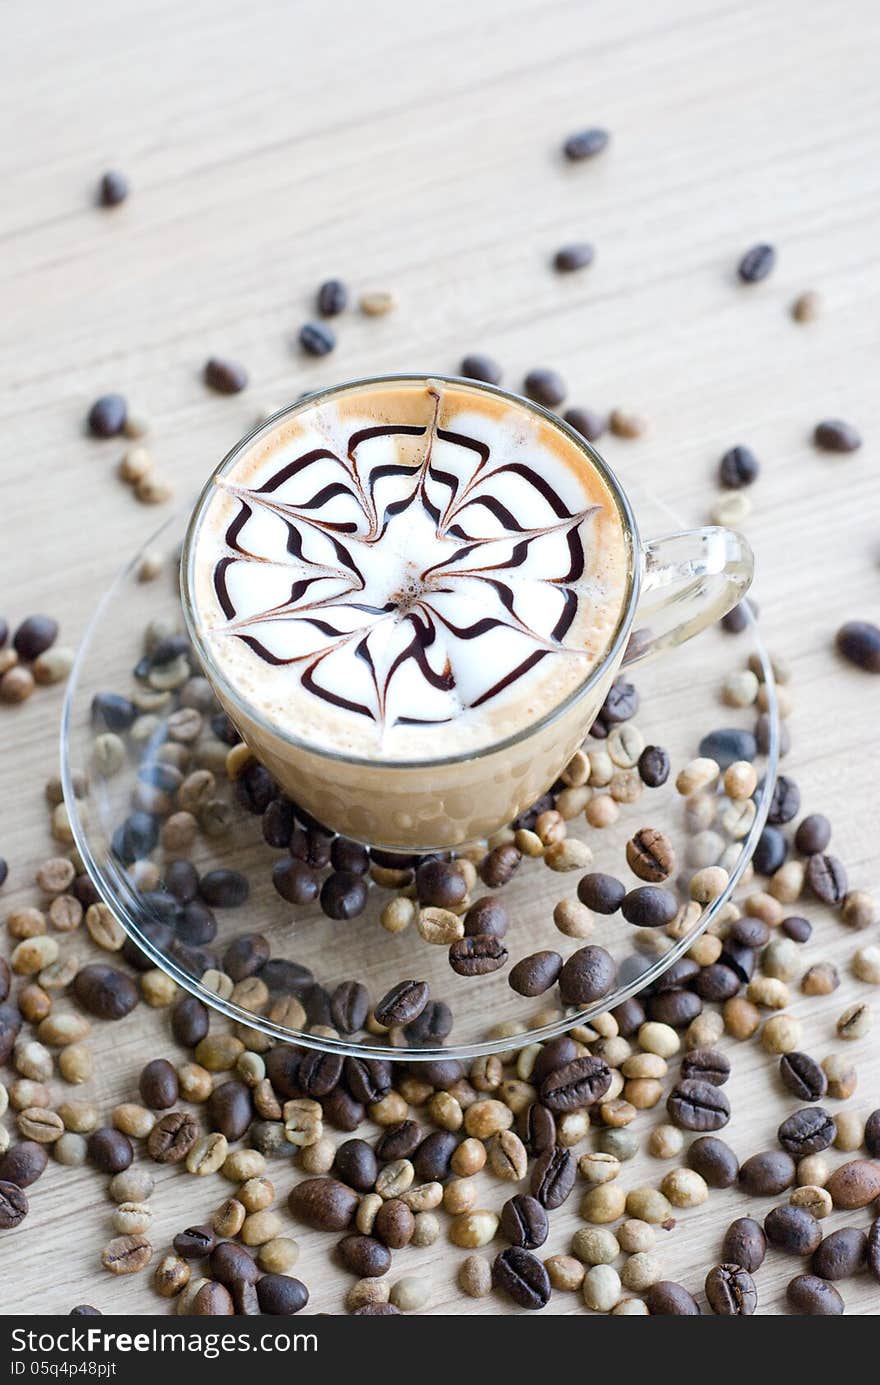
61;504;779;1062
179;373;643;772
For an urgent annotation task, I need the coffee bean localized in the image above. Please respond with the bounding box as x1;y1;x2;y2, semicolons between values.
643;1281;701;1315
88;1128;133;1174
173;1225;217;1259
499;1194;548;1250
262;960;314;997
343;1057;391;1106
509;950;562;997
493;1247;551;1309
204;358;247;395
256;1274;309;1314
667;1080;730;1132
812;1227;867;1281
779;1052;827;1103
738;1150;796;1196
320;871;368;919
865;1110;880;1158
463;896;508;938
782;915;812;943
413;1130;458;1182
211;1242;260;1286
826;1159;880;1209
680;1049;730;1088
460;354;502;385
836;620;880;672
272;859;319;905
577;872;625;913
403;998;453;1045
316;279;348;317
449;935;508;976
765;1204;822;1255
299;322;335;356
375;980;428;1028
87;394;127;438
562;127;609;161
554;242;594;272
806;853;848;904
198;869;249;908
171;995;209;1049
98;170;129;206
698;727;756;767
375;1121;422;1163
705;1263;757;1315
208;1082;252;1142
777;1107;836;1158
794;813;831;855
416;859;466;909
329;981;369;1035
563;406;606;442
288;1178;359;1231
738;243;776;283
721;1217;766;1273
297;1050;343;1098
523;368;566;408
530;1145;575;1209
625;827;675;883
637;745;670;787
338;1234;391;1278
0;1180;28;1229
768;774;801;824
719;445;760;489
147;1111;199;1164
621;886;677;928
687;1136;739;1188
786;1274;844;1315
539;1056;611;1112
102;1235;152;1275
753;825;787;875
134;1058;177;1112
558;945;616;1004
0;1004;21;1065
69;1306;102;1316
867;1220;880;1282
479;843;521;888
814;420;862;454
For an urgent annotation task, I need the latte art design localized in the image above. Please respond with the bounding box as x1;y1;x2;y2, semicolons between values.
210;394;609;734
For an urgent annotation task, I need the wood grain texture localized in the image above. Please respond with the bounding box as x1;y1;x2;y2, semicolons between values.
1;0;878;1315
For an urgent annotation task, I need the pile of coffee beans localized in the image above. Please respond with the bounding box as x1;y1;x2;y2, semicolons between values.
0;616;71;706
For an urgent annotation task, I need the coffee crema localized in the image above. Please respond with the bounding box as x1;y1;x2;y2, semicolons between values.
190;379;630;760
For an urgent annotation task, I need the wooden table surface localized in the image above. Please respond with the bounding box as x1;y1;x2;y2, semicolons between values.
2;0;879;1315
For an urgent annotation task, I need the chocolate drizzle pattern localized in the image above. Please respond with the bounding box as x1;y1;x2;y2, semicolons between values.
209;391;608;733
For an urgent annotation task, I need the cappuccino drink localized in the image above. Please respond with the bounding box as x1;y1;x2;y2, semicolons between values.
185;376;633;847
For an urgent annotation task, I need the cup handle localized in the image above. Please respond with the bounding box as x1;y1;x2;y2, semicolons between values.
622;526;754;666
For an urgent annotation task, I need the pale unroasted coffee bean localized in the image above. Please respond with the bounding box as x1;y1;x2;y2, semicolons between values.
580;1183;627;1224
577;1151;620;1185
458;1255;492;1297
102;1235;153;1275
661;1168;708;1207
582;1263;622;1312
790;1185;833;1219
109;1169;154;1203
112;1202;153;1235
186;1133;228;1176
572;1227;619;1265
836;1001;873;1040
617;1220;656;1254
449;1210;498;1248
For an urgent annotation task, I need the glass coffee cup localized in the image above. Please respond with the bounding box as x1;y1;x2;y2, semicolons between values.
182;375;753;850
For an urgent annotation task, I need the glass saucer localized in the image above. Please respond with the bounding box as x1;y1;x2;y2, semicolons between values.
61;486;779;1061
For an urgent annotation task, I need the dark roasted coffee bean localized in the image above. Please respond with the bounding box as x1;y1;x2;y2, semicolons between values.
577;872;625;914
530;1145;575;1209
338;1234;390;1278
768;775;801;825
210;1242;259;1286
539;1056;611;1112
554;241;594;273
87;394;127;438
866;1109;880;1158
149;634;190;667
112;812;159;863
164;859;200;904
402;998;453;1045
779;1052;827;1103
778;1106;836;1158
499;1194;549;1249
738;243;776;283
316;279;348;316
262;959;314;996
204;358;247;394
290;826;332;868
272;858;319;905
509;950;562;997
0;957;8;1004
625;827;675;882
794;813;831;855
416;859;466;908
738;1150;796;1196
611;996;646;1036
223;933;269;983
375;979;428;1028
698;727;757;767
375;1121;422;1163
321;1087;364;1133
139;1058;179;1110
460;353;503;385
343;1057;391;1106
72;965;138;1020
210;712;240;744
644;1281;701;1315
334;1139;378;1192
523;368;566;408
147;1111;199;1164
731;916;770;948
171;995;210;1049
722;1216;766;1272
208;1081;252;1142
782;915;812;943
558;945;616;1004
175;900;217;946
234;764;275;815
91;691;136;731
297;1049;342;1098
231;1280;260;1315
330;980;369;1034
414;1059;463;1090
562;127;609;161
867;1220;880;1281
691;967;739;1006
198;869;248;908
261;798;295;848
719;445;759;489
753;825;787;875
564;406;607;442
786;1273;844;1315
493;1247;551;1309
758;711;789;757
173;1225;217;1259
621;885;677;928
705;1263;757;1315
299;322;335;356
722;602;751;634
413;1130;458;1183
98;170;129;206
69;1306;102;1316
449;934;508;976
637;744;670;787
531;1036;578;1086
519;1102;556;1157
329;838;369;876
718;940;756;985
836;618;880;673
812;1227;867;1281
257;1273;309;1314
687;1135;739;1188
667;1079;730;1131
765;1203;822;1255
373;1199;414;1249
288;1178;359;1231
602;680;639;723
479;843;521;888
815;420;862;454
88;1128;133;1174
806;852;848;904
648;989;704;1027
0;1181;29;1229
463;896;508;938
320;870;368;919
681;1048;730;1087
